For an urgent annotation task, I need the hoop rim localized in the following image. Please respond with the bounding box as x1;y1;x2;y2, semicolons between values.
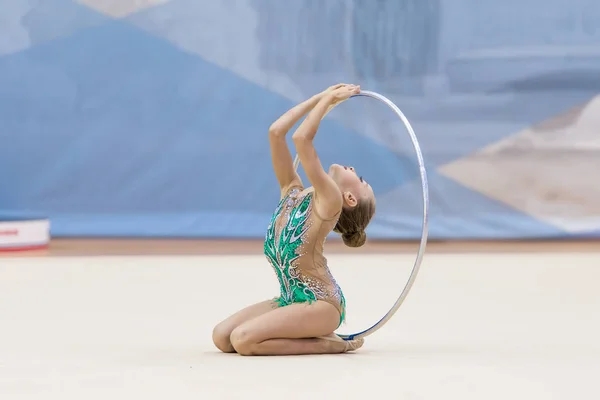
293;90;429;340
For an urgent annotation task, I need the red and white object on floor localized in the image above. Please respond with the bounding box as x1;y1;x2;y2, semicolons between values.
0;218;50;252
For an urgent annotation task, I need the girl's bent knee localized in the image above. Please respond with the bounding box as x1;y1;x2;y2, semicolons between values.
212;324;235;353
229;327;256;356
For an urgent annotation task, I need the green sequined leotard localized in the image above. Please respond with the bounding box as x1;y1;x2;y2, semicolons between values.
264;186;346;324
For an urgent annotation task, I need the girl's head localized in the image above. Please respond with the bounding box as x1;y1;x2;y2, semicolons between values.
328;164;376;247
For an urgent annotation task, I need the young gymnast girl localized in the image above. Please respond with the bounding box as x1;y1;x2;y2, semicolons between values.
212;83;376;356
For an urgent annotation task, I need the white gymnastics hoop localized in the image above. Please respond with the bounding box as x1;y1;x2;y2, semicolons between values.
293;90;430;341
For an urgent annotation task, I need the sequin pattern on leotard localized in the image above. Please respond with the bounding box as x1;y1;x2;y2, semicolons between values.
264;188;346;322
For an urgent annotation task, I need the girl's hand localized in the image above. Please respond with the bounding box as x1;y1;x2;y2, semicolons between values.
321;83;347;95
327;84;360;104
317;83;357;99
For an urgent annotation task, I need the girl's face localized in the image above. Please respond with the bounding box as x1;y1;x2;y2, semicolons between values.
328;164;374;205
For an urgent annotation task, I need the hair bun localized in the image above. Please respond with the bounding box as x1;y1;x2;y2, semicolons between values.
342;230;367;248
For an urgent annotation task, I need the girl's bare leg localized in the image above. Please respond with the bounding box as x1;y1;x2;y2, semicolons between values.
212;300;277;353
229;301;364;356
